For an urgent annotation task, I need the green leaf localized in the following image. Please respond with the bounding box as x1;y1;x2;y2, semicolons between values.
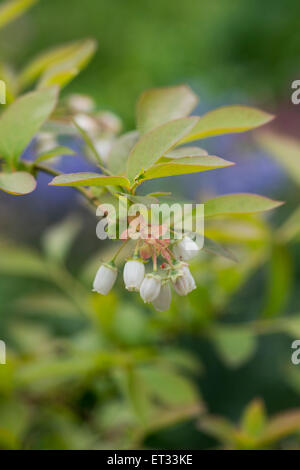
0;87;58;165
256;132;300;187
203;237;238;263
138;365;199;406
282;315;300;338
107;130;139;175
0;240;48;278
35;146;75;164
72;117;103;166
146;191;172;197
205;193;283;217
42;216;81;262
241;399;267;438
127;117;199;183
49;172;130;188
0;0;38;30
212;325;257;368
137;85;198;134
38;65;79;89
117;192;159;208
19;39;97;89
14;293;80;318
139;155;234;181
180;105;274;143
0;171;36;194
260;410;300;447
164;145;208;158
263;244;292;318
278;205;300;243
198;416;236;445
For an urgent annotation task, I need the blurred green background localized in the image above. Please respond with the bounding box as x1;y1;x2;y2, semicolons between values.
0;0;300;450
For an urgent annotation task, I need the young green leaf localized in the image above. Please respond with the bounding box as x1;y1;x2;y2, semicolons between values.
0;0;38;30
37;65;79;89
203;237;238;263
18;39;97;89
0;87;58;166
35;146;75;164
127;116;199;183
139;155;234;181
49;172;130;188
164;146;208;158
256;132;300;187
260;410;300;447
180;105;274;143
205;193;283;217
42;216;81;262
0;171;36;195
212;325;257;368
137;85;198;134
241;399;267;438
262;244;292;318
107;130;139;175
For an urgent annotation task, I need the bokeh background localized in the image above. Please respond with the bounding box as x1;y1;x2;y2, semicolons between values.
0;0;300;450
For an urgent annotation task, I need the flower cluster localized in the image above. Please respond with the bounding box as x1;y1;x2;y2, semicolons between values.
93;235;199;312
35;93;122;164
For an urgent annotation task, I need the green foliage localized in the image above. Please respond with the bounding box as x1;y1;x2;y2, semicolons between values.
136;85;198;135
0;0;38;30
0;170;36;194
199;400;300;450
34;146;75;164
257;133;300;186
138;155;234;181
0;87;57;167
49;173;130;188
0;4;298;451
204;193;283;217
18;38;97;90
127;116;199;183
212;325;257;368
180;105;274;142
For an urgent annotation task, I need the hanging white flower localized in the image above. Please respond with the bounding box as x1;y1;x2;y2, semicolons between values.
35;132;57;153
93;263;118;295
152;281;171;312
94;138;113;164
73;113;99;137
172;265;196;296
68;94;95;113
173;236;199;261
123;259;145;292
140;274;161;303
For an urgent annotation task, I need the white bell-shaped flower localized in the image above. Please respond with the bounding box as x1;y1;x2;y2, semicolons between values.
152;282;171;312
173;265;196;296
94;138;113;165
140;274;161;303
123;259;145;292
73;113;99;137
68;94;95;113
93;264;117;295
173;236;199;261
